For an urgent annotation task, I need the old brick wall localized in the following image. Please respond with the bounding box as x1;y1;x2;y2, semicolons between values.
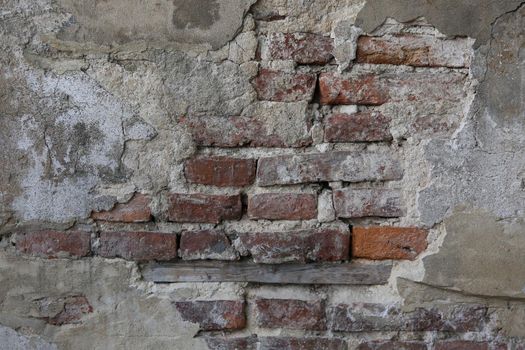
0;0;524;349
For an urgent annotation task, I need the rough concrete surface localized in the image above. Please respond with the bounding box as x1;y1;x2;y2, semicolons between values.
0;0;524;348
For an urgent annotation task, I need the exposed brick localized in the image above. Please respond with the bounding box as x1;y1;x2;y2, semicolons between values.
168;193;242;223
333;188;403;218
266;32;334;64
329;303;488;332
184;157;256;187
260;337;346;350
17;231;91;258
324;111;392;142
357;341;427;350
435;341;489;350
257;151;402;186
91;193;151;223
253;69;316;102
205;336;258;350
356;35;472;68
319;72;389;105
98;231;177;261
174;300;246;331
352;226;428;260
247;193;317;220
235;227;349;263
179;115;311;148
255;299;326;330
42;296;93;326
179;230;238;260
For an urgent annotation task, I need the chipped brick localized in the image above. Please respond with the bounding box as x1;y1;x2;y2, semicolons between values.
247;193;317;220
168;193;242;223
98;231;177;261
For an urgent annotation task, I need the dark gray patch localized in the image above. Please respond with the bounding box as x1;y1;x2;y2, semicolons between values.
355;0;524;46
172;0;220;30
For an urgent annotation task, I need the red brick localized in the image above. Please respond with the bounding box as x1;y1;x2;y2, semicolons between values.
179;230;238;260
357;341;427;350
324;111;392;142
356;35;472;68
352;226;428;260
247;193;317;220
205;336;258;350
255;299;326;330
329;303;488;332
253;69;316;102
266;32;334;64
260;337;346;350
91;193;151;223
235;228;349;263
333;188;403;218
435;341;489;350
179;115;311;148
319;72;389;105
174;300;246;331
98;231;177;261
184;157;256;187
17;231;90;258
257;151;402;186
168;193;242;223
43;296;93;326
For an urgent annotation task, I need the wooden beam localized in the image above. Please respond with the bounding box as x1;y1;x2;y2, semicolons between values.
141;261;392;285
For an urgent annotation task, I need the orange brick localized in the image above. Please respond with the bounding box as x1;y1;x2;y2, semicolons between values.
352;226;427;260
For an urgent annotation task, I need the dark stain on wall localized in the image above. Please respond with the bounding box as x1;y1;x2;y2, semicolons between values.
172;0;221;30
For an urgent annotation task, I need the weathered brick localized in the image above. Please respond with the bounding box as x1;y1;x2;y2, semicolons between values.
184;157;256;187
255;299;326;330
179;114;311;148
40;296;93;326
17;231;91;258
260;337;346;350
257;151;402;186
174;300;246;331
333;188;403;218
168;193;242;223
98;231;177;261
247;193;317;220
91;193;151;223
205;336;258;350
329;303;488;332
179;230;238;260
324;111;392;142
357;341;427;350
266;32;334;64
235;227;349;264
356;35;472;68
319;72;389;105
435;341;489;350
253;69;316;102
352;226;428;260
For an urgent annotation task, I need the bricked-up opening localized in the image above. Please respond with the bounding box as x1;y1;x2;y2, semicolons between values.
3;0;524;348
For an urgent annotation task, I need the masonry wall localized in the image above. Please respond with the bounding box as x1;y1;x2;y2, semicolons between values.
1;0;524;349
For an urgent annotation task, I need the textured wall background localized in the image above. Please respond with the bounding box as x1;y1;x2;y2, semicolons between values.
0;0;524;349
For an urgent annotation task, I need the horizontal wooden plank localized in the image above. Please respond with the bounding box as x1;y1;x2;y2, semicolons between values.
141;261;392;285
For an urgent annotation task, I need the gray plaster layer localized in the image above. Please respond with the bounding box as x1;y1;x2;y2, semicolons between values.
417;4;525;226
55;0;256;49
422;205;525;298
356;0;524;46
0;251;216;350
0;325;57;350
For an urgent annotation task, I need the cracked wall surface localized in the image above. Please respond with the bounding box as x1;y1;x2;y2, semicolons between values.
0;0;524;349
